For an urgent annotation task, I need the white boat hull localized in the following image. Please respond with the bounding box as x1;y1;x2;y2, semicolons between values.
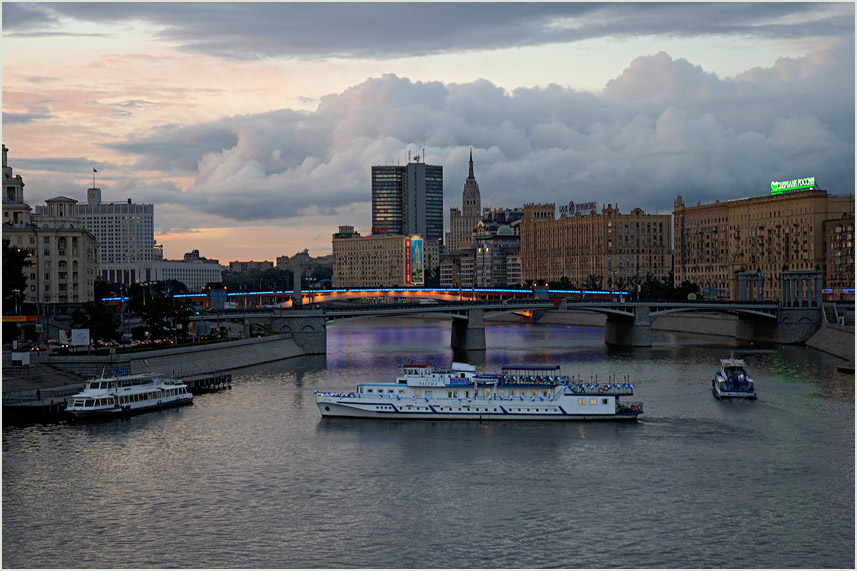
67;396;194;419
316;397;640;421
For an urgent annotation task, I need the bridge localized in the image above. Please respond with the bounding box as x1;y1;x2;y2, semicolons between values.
319;298;803;349
116;273;825;350
183;296;818;350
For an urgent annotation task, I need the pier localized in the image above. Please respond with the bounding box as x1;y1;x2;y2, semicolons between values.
183;372;232;393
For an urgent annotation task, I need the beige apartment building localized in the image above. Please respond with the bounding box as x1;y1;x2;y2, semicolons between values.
521;203;672;289
823;214;854;299
3;146;98;306
332;226;433;288
673;189;854;300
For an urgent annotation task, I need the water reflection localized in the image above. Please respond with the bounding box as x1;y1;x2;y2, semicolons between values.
3;318;853;569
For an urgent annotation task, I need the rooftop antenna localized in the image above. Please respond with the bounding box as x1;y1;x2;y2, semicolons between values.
408;149;411;163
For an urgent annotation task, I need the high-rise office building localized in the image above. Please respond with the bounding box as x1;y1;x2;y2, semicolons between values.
371;165;406;235
371;157;443;243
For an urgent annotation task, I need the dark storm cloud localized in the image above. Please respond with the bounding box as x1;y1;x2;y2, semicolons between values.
4;3;851;59
2;104;55;124
83;40;853;227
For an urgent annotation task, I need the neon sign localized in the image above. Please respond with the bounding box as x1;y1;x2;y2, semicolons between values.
771;177;815;195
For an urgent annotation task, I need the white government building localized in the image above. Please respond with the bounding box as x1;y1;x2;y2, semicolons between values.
67;186;224;292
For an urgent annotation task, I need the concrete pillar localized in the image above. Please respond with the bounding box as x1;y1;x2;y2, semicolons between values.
450;309;486;351
604;306;652;347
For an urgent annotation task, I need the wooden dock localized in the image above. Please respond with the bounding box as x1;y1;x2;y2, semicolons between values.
183;372;232;393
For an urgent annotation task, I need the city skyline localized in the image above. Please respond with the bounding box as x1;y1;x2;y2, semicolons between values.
3;2;854;262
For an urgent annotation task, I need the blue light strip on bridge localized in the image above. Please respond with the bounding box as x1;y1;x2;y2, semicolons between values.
102;287;631;301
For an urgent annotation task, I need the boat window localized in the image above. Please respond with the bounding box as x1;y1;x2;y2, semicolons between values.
84;399;95;407
531;390;537;396
388;389;394;394
542;390;548;396
510;390;515;396
415;391;421;397
602;398;608;405
579;398;586;405
465;391;469;398
498;389;504;396
590;398;597;405
425;391;432;397
367;388;373;393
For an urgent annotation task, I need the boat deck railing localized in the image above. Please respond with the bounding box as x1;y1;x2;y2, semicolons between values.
557;383;636;396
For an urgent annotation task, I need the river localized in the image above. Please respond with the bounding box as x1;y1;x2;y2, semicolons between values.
3;318;853;568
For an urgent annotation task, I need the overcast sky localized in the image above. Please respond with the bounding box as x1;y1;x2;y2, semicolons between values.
3;2;854;261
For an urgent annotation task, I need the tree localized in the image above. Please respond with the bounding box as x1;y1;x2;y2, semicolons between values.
583;274;603;291
2;239;29;315
94;277;112;301
69;301;121;342
2;239;30;343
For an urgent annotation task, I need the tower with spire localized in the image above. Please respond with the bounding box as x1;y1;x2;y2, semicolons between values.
446;148;484;252
461;149;481;218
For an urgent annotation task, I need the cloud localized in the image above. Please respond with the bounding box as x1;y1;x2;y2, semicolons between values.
6;3;853;60
61;38;847;230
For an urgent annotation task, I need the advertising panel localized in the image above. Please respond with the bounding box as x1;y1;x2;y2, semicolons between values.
771;177;815;195
404;238;412;285
559;200;598;216
71;328;90;347
410;237;424;286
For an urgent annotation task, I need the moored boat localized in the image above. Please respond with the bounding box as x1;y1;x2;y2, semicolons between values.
712;357;756;399
65;372;193;419
315;362;643;421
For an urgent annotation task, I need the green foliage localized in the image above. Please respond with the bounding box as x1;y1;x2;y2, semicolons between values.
222;268;294;292
2;238;30;315
69;301;122;342
584;274;603;291
93;277;112;301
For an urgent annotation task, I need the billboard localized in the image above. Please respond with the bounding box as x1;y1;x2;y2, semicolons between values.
410;236;424;286
404;238;412;285
771;177;815;195
559;201;598;216
60;328;90;346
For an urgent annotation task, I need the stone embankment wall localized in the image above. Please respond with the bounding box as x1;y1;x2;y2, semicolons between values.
806;321;855;362
45;329;325;380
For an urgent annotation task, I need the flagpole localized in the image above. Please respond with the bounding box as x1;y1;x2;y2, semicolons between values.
92;167;96;188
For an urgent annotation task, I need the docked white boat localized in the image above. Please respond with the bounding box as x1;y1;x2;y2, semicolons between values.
315;362;643;421
712;357;757;399
65;372;193;419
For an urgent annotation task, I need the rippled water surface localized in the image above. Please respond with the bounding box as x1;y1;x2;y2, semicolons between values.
3;319;854;568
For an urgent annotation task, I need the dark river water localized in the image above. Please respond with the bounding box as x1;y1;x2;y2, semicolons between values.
3;318;854;568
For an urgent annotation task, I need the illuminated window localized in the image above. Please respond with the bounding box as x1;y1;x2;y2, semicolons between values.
579;398;586;405
590;398;597;405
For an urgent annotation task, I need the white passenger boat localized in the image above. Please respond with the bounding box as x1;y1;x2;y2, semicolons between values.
315;362;643;421
65;372;193;418
712;357;757;399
